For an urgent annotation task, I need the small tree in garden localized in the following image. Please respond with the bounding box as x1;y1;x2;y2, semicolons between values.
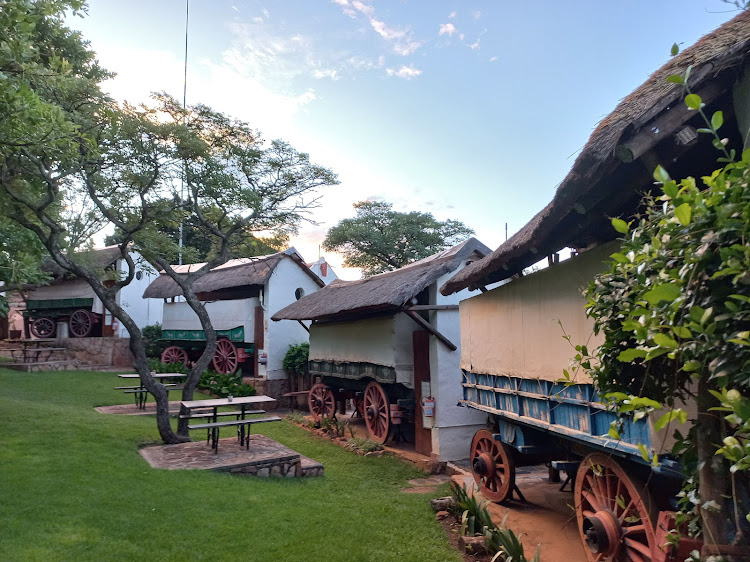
582;65;750;551
0;0;338;443
283;342;310;394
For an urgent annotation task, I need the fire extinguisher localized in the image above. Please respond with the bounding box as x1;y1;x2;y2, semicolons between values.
421;395;435;428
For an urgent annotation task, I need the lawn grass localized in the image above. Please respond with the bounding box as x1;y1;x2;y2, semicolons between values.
0;368;459;561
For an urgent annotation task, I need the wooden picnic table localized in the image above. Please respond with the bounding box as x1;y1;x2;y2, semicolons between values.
4;339;66;363
114;372;187;409
181;395;279;453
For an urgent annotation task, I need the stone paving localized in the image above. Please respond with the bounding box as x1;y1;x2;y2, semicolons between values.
140;434;324;478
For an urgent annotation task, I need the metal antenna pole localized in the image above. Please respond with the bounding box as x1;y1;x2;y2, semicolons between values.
178;0;189;265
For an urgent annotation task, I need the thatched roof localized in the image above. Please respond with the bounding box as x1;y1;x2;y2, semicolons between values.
142;248;323;299
272;238;490;322
37;245;124;285
442;11;750;295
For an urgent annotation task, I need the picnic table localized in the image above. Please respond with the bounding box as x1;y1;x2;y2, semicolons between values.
181;395;280;453
5;339;66;363
114;372;187;409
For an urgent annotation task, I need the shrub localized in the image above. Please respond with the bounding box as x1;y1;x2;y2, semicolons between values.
345;437;384;454
147;358;188;374
198;370;255;398
142;324;167;358
283;342;309;374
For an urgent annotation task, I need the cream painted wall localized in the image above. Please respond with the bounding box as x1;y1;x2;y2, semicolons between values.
459;242;617;383
160;298;259;335
310;316;396;365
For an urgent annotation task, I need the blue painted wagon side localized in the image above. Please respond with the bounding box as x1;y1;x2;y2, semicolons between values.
461;370;681;477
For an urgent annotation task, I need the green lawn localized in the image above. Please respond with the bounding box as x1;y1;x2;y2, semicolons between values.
0;369;459;562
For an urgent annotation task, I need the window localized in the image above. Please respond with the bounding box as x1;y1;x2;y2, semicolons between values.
136;271;143;280
295;287;305;300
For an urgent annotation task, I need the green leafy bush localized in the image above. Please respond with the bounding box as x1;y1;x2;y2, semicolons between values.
147;358;188;374
142;324;167;358
283;342;309;374
198;370;255;398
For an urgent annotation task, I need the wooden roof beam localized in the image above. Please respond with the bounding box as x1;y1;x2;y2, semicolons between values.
404;309;457;351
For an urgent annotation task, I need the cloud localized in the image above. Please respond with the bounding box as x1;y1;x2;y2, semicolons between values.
333;0;421;57
386;64;421;79
473;10;481;19
251;16;263;23
467;39;480;50
393;41;422;56
448;11;456;18
439;22;457;36
489;56;498;62
313;68;339;79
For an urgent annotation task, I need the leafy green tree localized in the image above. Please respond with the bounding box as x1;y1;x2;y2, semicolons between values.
581;70;750;550
323;200;474;276
0;0;337;443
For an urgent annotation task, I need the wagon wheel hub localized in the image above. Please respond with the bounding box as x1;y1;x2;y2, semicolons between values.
472;452;494;478
583;510;622;557
365;406;376;420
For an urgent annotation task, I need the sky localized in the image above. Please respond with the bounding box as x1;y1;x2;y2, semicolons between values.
68;1;739;280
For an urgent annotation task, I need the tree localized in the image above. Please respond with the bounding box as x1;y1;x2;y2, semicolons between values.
580;75;750;551
0;0;338;443
323;200;474;276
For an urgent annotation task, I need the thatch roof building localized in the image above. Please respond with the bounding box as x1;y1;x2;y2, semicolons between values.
142;249;324;300
442;10;750;294
272;238;490;322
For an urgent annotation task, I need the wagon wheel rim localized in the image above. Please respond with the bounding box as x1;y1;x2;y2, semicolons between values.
308;383;335;420
363;381;390;444
161;346;188;366
31;317;56;338
212;338;238;374
69;309;92;337
574;453;658;562
470;429;516;503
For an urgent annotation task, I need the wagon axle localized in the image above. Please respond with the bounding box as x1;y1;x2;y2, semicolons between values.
582;510;622;557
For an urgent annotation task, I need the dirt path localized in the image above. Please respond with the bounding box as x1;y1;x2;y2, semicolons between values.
452;469;586;561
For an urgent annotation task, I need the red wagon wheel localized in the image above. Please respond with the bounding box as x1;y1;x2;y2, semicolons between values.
470;429;516;503
363;381;390;443
161;346;188;366
575;453;658;562
212;338;238;374
30;316;56;338
69;309;93;337
308;383;336;420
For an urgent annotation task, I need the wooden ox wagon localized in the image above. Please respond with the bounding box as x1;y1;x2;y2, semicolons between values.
143;249;324;376
273;239;490;460
440;13;750;560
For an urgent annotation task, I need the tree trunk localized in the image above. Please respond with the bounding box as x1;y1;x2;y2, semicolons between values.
697;378;733;551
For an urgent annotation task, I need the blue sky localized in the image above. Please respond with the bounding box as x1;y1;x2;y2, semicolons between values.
70;1;738;279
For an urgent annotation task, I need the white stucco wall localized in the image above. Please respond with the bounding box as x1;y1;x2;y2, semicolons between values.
308;257;338;285
263;256;321;380
426;261;490;461
116;253;162;337
459;242;616;384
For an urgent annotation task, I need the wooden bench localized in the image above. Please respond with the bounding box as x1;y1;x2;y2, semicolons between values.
179;409;264;420
281;390;310;410
188;416;282;453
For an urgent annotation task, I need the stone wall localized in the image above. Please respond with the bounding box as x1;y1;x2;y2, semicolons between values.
242;376;288;408
62;337;134;367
